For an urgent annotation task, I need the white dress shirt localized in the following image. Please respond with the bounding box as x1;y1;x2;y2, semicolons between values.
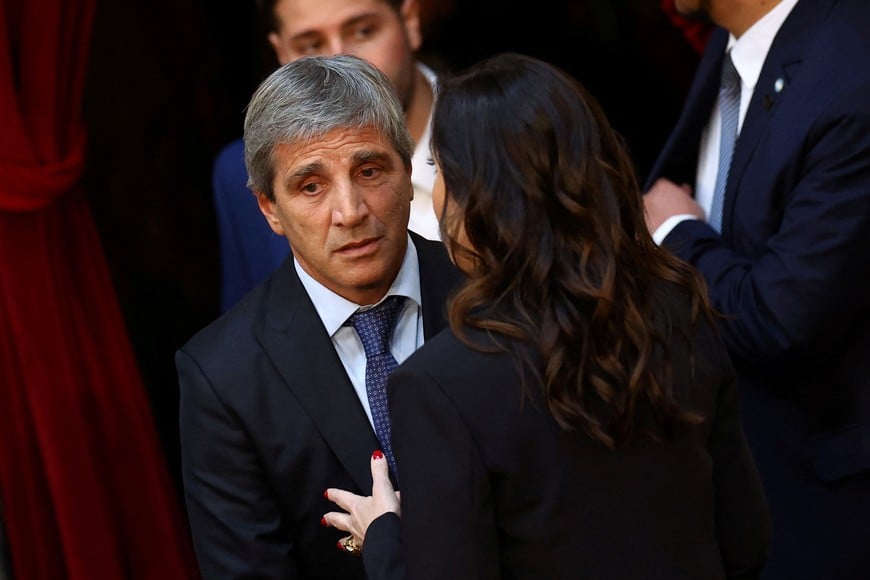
295;235;424;428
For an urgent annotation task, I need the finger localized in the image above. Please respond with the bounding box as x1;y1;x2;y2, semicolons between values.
321;511;354;534
370;450;401;514
325;487;363;512
370;449;395;496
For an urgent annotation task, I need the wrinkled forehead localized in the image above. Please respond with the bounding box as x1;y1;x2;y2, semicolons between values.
272;126;399;171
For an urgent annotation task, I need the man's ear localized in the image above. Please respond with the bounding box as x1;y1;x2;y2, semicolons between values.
268;32;291;65
400;0;422;52
257;191;285;235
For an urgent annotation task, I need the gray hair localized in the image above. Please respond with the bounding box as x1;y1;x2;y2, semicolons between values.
243;54;414;201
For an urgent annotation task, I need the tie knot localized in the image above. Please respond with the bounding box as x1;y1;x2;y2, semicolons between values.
720;52;740;92
347;295;405;358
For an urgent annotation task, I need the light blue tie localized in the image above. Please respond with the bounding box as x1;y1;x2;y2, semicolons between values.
709;51;741;233
347;295;404;479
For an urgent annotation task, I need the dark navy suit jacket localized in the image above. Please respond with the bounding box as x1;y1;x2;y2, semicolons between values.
177;234;461;579
645;1;870;578
212;138;290;313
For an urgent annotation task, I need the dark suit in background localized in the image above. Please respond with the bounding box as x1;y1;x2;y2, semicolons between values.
177;234;460;579
644;0;870;577
370;282;769;579
211;139;290;313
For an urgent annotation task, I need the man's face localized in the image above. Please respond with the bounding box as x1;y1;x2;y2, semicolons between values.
257;126;412;305
269;0;421;108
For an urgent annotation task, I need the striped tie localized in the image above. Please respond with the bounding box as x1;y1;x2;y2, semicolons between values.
709;51;741;233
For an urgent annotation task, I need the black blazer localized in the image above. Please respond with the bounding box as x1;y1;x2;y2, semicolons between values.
365;282;770;579
177;233;461;579
645;1;870;576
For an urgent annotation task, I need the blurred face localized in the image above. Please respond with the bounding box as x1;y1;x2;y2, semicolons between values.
268;0;422;108
431;163;475;274
678;0;770;36
258;126;413;305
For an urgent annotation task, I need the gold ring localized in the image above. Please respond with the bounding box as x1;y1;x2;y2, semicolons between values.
338;534;362;556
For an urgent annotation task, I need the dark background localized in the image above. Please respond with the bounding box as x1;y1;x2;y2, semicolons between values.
82;0;704;491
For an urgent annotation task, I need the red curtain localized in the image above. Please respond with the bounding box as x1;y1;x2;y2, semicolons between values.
0;0;199;577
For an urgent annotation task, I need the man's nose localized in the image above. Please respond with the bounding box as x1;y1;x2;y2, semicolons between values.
331;181;370;226
326;39;344;56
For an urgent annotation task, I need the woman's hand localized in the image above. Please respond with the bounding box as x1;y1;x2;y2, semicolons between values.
323;449;401;550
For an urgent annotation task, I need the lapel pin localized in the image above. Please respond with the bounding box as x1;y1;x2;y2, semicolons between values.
764;77;786;110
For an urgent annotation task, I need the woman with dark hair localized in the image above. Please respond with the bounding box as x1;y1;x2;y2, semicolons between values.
324;52;770;580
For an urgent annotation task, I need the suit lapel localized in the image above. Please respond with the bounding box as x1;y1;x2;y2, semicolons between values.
645;29;728;190
256;259;379;492
724;0;834;231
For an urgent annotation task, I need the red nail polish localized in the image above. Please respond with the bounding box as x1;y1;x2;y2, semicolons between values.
336;540;343;551
372;449;384;460
323;490;329;499
320;517;328;527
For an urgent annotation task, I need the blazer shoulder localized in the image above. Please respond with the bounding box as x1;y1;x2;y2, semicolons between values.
212;138;245;180
398;327;515;393
651;280;725;352
650;280;734;403
177;274;272;366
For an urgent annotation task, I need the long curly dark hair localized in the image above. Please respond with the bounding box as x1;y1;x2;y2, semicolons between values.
432;53;713;448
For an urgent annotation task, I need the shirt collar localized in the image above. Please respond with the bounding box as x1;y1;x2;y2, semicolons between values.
294;233;422;337
727;0;799;92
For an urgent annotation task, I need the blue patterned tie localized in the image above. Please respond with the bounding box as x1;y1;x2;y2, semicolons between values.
709;51;741;233
347;295;404;479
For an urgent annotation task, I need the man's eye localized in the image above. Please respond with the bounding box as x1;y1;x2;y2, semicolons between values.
352;25;376;40
359;167;379;179
301;182;320;195
296;41;323;55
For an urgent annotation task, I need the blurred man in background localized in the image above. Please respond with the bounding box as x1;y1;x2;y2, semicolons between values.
644;1;870;577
